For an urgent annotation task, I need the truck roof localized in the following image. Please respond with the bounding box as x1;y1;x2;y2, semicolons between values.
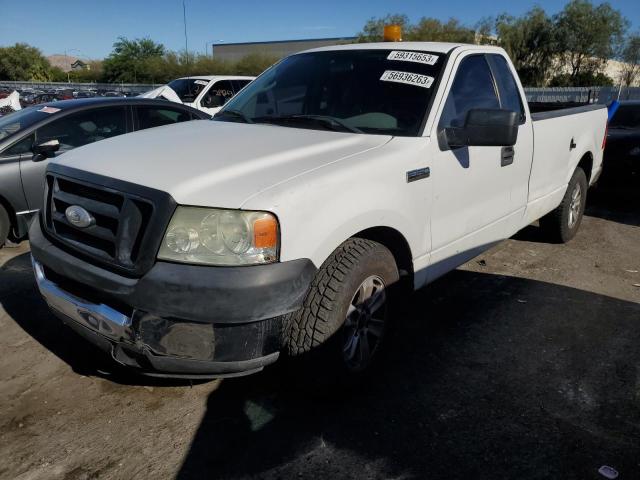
301;41;505;55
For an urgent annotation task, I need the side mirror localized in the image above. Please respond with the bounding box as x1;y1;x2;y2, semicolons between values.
32;139;60;160
444;109;518;148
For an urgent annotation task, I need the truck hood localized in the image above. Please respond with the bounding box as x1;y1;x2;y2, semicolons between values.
55;120;391;208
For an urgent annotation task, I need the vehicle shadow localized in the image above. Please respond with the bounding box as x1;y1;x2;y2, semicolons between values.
0;251;194;387
512;175;639;244
585;176;640;227
177;270;640;480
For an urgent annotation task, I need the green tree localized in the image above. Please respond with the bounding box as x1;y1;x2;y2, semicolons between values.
69;61;104;83
234;53;278;76
408;17;476;43
49;66;68;82
102;37;165;83
494;7;556;86
548;71;614;86
0;43;53;81
553;0;628;83
619;34;640;86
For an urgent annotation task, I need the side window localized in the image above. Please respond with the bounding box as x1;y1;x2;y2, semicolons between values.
36;107;127;151
232;80;251;92
2;134;34;157
487;54;525;122
137;107;192;130
201;80;235;108
439;55;500;129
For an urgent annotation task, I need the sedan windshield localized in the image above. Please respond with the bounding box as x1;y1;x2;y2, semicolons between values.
0;107;49;141
215;49;445;136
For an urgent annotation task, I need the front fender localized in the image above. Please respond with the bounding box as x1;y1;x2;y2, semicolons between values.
243;137;432;268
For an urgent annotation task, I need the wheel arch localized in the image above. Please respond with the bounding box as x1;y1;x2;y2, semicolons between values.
352;226;414;289
577;151;594;184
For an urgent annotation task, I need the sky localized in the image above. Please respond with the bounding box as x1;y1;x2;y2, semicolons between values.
0;0;638;59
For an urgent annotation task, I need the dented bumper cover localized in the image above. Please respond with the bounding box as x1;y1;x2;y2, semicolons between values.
29;218;316;378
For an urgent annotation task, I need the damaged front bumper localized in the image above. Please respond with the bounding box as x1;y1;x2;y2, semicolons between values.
30;219;316;378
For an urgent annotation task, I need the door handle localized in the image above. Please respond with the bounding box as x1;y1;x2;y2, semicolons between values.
501;146;514;167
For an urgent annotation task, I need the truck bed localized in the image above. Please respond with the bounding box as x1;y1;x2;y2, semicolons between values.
522;103;607;226
528;102;603;118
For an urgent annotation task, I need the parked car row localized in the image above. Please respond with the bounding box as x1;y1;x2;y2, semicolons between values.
0;97;209;244
0;87;137;109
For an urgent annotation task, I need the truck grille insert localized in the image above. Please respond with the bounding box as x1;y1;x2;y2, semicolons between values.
43;170;169;277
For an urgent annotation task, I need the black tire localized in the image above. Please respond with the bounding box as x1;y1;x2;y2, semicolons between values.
539;167;588;243
0;205;10;248
285;238;400;377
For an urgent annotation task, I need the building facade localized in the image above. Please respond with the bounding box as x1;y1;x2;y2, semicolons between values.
212;37;357;62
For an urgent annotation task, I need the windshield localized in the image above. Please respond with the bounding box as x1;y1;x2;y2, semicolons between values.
610;105;640;129
0;107;49;141
167;78;210;103
215;49;445;136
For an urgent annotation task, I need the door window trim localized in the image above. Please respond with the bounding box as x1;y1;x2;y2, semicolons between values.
434;52;502;151
485;53;527;124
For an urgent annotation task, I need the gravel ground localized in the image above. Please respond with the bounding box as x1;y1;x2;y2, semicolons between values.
0;181;638;480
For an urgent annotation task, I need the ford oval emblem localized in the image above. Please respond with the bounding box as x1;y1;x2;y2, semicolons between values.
65;205;94;228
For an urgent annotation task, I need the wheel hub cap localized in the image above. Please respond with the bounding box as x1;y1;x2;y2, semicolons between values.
343;275;387;372
568;183;582;228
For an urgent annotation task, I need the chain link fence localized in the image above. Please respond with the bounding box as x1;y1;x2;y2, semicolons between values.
0;80;156;95
524;86;640;104
2;81;640;103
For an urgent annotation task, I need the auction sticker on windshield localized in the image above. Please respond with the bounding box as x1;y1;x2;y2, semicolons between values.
380;70;434;89
387;51;439;65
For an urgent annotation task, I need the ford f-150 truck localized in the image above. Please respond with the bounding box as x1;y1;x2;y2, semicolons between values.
30;42;608;378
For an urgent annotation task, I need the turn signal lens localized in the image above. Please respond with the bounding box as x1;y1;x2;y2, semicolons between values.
253;215;278;248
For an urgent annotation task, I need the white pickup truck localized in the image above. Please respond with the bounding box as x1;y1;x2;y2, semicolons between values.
30;42;607;378
139;75;255;116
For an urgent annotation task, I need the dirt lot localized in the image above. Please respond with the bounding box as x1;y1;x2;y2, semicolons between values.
1;182;639;480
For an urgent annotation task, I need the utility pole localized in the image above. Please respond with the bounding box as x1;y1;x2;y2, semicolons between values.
183;0;190;77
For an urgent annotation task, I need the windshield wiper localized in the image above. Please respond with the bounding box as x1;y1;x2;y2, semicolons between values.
253;114;362;133
215;109;253;124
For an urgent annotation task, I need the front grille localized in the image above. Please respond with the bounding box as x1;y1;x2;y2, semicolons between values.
43;164;176;277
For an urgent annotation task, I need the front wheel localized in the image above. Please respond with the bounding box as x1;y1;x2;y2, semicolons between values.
285;238;400;376
540;167;588;243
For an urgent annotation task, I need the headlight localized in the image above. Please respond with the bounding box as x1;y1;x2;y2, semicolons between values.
158;207;278;266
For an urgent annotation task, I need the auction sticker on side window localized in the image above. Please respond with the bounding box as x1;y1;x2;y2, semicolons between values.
194;80;209;85
387;51;439;65
380;70;434;89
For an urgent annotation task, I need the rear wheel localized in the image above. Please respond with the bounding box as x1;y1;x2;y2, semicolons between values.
285;238;399;377
540;167;588;243
0;205;10;248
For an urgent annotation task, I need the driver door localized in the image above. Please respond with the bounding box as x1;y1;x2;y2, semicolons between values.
426;53;513;281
